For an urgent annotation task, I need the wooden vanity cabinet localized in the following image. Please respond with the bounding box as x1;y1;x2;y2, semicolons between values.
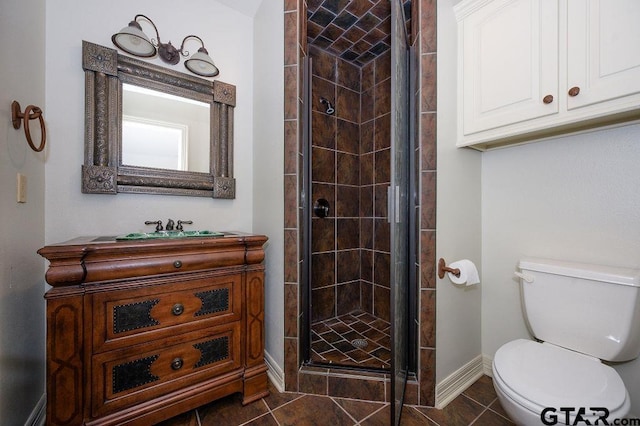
38;233;268;426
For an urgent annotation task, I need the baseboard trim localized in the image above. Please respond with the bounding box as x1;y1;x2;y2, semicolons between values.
482;354;493;377
434;355;484;409
24;393;46;426
264;350;285;392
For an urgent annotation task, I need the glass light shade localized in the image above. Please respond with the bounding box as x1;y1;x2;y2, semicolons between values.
184;48;219;77
112;22;156;57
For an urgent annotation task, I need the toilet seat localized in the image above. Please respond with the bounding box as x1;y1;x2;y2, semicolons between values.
493;339;628;416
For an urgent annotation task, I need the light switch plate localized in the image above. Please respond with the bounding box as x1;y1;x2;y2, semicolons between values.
17;173;27;203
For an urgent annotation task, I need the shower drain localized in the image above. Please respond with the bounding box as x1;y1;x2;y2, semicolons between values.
351;338;368;349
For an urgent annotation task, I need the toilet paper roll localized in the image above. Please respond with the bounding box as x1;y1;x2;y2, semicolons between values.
447;259;480;286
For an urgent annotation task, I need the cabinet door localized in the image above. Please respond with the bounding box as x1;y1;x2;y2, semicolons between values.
460;0;558;135
567;0;640;110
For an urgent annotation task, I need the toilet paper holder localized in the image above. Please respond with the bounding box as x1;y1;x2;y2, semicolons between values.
438;258;461;279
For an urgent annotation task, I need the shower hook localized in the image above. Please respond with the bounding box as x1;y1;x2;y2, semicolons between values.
319;97;335;115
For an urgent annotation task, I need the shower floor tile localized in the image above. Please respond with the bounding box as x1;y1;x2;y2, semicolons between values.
310;310;391;370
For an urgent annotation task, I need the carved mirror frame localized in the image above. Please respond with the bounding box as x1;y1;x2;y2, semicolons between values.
81;41;236;198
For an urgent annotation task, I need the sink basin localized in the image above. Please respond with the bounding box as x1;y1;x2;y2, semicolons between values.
116;230;224;240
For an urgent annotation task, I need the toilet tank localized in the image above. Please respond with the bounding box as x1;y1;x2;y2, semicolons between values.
519;258;640;362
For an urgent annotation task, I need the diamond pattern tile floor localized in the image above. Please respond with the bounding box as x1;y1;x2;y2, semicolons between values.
156;375;514;425
310;311;391;369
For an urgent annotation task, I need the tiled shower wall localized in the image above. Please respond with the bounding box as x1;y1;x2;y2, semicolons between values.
309;46;393;324
361;51;392;322
283;0;437;406
310;46;363;322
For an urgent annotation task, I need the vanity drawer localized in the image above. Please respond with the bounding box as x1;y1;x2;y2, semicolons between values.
91;322;241;418
92;273;242;353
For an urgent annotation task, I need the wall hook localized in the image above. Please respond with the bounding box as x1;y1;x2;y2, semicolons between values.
11;100;47;152
438;258;461;279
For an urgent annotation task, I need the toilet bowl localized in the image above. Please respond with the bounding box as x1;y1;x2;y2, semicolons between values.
492;339;629;426
493;258;640;426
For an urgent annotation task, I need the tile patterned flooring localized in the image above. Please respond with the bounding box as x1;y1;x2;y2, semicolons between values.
310;311;391;370
158;375;514;426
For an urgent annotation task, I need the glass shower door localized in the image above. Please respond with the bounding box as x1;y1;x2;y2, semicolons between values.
389;0;410;424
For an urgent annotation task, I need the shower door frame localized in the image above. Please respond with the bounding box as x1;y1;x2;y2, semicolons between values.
298;0;418;380
389;0;413;422
299;56;417;376
300;56;312;365
282;0;437;410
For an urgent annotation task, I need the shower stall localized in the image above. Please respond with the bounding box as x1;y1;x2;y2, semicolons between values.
299;0;416;422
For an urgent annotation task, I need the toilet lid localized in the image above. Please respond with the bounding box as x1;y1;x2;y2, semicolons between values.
493;339;627;412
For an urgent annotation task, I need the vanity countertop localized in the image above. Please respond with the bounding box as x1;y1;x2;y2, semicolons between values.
39;232;268;287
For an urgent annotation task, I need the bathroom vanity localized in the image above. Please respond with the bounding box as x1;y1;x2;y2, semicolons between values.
38;233;268;426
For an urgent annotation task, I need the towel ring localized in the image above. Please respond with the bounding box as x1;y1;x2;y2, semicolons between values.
11;100;47;152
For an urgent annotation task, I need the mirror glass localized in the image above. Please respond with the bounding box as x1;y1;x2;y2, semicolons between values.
121;84;210;173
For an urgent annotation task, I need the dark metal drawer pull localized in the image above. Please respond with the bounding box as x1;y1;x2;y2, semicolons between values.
172;303;184;316
173;260;182;268
171;357;183;371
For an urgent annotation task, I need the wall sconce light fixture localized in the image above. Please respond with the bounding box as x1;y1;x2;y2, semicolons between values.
111;14;219;77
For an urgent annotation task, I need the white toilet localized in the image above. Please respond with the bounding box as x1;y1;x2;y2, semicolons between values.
492;258;640;426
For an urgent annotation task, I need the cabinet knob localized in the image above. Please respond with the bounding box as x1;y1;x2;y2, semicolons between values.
542;94;554;104
172;303;184;316
568;86;580;97
171;357;184;370
173;260;182;268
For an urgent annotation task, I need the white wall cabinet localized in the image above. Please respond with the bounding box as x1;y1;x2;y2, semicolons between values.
455;0;640;150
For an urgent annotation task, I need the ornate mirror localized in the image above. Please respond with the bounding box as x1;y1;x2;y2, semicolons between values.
81;41;236;198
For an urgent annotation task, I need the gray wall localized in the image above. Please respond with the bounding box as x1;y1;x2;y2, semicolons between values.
436;0;483;384
481;125;640;416
44;0;256;246
0;0;47;423
0;1;283;423
253;0;286;377
438;1;640;417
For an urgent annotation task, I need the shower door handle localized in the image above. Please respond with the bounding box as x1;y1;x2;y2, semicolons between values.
395;186;400;223
388;186;392;224
387;186;400;224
